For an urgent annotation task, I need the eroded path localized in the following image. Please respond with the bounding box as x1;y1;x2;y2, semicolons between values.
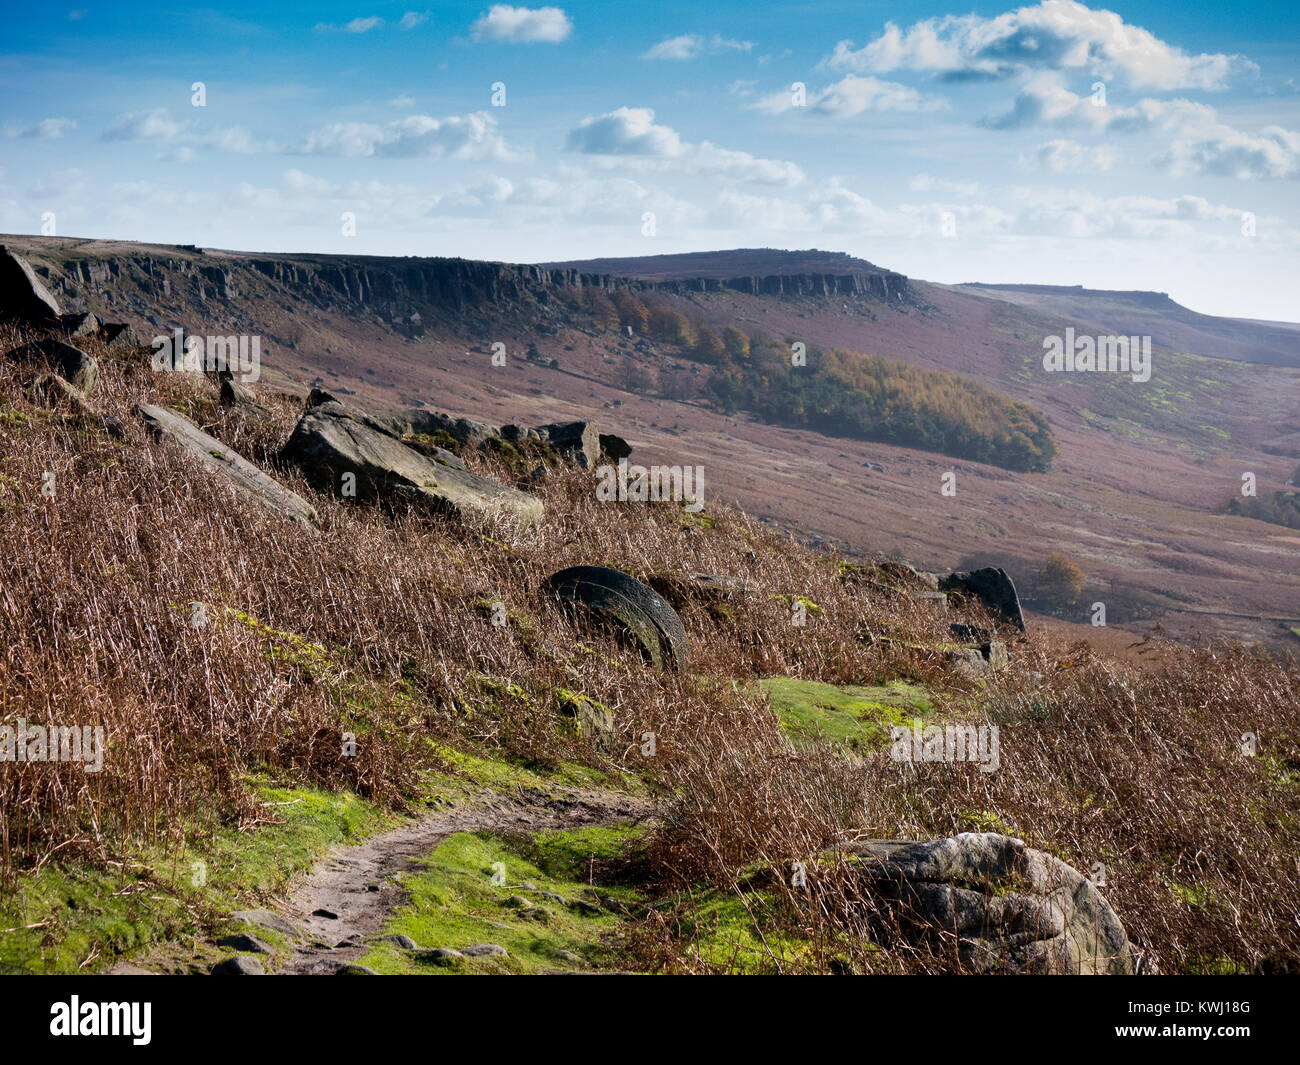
277;787;649;974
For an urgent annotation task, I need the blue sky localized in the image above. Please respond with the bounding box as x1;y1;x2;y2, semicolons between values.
1;1;1297;319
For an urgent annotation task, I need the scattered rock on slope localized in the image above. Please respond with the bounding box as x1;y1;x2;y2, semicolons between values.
281;400;542;525
939;567;1025;632
543;565;688;670
4;338;99;394
0;246;61;322
135;403;320;528
837;832;1136;974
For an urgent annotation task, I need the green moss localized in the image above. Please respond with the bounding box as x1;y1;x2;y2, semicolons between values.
956;809;1018;836
759;676;932;750
0;778;391;975
354;826;645;974
652;886;822;973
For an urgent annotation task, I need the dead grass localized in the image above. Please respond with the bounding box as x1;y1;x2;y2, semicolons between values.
0;321;1296;974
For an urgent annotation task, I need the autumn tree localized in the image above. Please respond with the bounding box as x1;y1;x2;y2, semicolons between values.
1039;552;1086;604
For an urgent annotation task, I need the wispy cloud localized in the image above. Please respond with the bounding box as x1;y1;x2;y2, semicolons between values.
6;117;76;139
296;111;522;160
566;106;803;185
642;33;753;61
753;75;939;116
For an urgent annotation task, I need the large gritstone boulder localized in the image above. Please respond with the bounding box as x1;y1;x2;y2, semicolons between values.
281;400;542;525
939;567;1025;632
135;404;319;528
837;832;1137;974
542;565;688;670
4;338;99;394
0;246;61;323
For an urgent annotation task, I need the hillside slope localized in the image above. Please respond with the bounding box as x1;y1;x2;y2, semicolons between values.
4;234;1299;648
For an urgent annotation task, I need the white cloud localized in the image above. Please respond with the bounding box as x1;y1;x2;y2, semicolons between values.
984;75;1300;179
470;5;572;44
1025;138;1117;171
566;107;803;185
1157;120;1300;180
754;74;936;116
566;107;684;156
314;16;384;32
399;11;430;30
910;173;980;196
296;111;520;160
102;108;188;142
826;1;1253;91
642;33;753;60
6;117;76;139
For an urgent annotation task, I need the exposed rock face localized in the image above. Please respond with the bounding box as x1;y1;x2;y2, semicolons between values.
18;243;918;359
839;832;1136;974
281;400;542;525
135;403;320;528
940;567;1025;632
543;565;688;670
0;246;61;322
4;339;99;394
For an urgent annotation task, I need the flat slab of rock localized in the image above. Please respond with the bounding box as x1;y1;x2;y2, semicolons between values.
282;401;542;525
840;832;1135;974
231;909;303;939
0;246;60;322
135;404;320;528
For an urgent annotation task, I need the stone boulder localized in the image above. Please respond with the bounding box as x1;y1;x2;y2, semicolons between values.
281;401;542;525
102;322;144;354
838;832;1136;974
59;312;100;339
598;433;632;462
0;246;60;322
135;404;320;528
219;372;273;419
543;565;687;670
4;338;99;394
940;567;1025;632
533;421;600;468
24;373;89;411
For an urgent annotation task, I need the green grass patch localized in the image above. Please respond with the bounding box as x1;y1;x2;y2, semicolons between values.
355;825;645;974
0;778;391;975
759;676;933;751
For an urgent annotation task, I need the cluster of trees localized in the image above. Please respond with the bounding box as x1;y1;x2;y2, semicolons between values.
1227;490;1300;530
554;286;1058;473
